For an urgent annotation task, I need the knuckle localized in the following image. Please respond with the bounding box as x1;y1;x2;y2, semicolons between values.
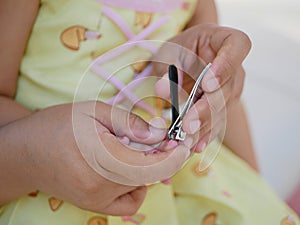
80;197;95;210
240;67;246;77
78;188;107;212
129;114;139;126
233;67;246;99
80;199;106;213
208;97;221;115
77;175;101;196
129;113;139;126
238;30;252;52
222;54;236;76
192;98;208;118
126;206;140;216
129;113;143;130
216;55;236;84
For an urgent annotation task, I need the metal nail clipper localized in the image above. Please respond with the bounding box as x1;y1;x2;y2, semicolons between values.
168;63;212;141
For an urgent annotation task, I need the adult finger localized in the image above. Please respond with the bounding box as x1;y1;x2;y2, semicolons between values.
194;113;227;153
74;102;190;185
153;39;205;98
231;66;246;101
104;186;147;216
182;78;233;134
182;106;226;154
93;101;167;145
98;131;189;184
202;27;251;93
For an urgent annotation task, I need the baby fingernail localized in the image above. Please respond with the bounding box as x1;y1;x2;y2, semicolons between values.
161;178;172;184
189;120;201;134
152;149;160;154
145;149;160;155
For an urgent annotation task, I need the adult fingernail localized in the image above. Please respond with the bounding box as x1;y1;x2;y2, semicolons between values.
189;120;201;134
161;73;168;80
203;69;219;92
197;142;207;153
165;139;178;150
155;73;169;98
205;77;219;92
156;73;168;86
183;137;193;148
149;117;167;137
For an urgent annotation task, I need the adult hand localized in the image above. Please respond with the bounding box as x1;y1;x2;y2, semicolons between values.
1;101;189;215
154;24;251;152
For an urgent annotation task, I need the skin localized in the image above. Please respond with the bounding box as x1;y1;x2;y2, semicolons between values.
0;0;190;215
0;101;190;215
0;0;257;216
155;0;258;170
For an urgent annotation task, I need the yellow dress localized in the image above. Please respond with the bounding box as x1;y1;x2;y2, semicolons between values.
1;0;299;225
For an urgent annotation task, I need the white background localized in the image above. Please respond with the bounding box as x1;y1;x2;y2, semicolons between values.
216;0;300;199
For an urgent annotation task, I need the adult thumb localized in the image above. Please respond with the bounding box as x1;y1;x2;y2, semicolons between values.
95;102;167;145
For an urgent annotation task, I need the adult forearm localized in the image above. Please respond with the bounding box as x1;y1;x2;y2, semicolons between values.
222;100;259;170
186;0;218;28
